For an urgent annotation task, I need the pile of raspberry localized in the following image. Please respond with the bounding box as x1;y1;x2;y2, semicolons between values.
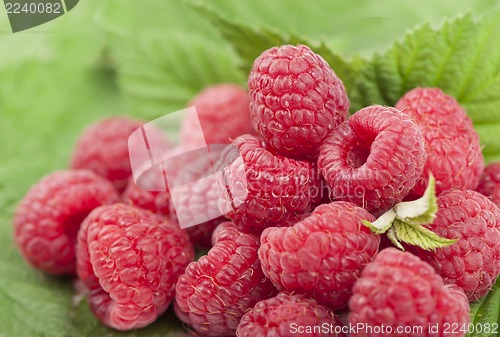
12;46;500;337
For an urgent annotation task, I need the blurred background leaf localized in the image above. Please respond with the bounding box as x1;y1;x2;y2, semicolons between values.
0;0;499;336
194;0;499;56
115;31;244;119
468;279;500;337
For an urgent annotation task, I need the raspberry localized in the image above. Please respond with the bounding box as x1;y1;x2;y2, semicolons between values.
248;44;349;158
122;145;193;217
318;105;426;215
216;134;322;233
76;204;194;330
237;293;343;337
410;190;500;301
477;162;500;207
13;170;119;275
395;87;484;197
122;169;171;216
71;116;170;192
174;222;277;336
124;146;224;248
259;202;379;309
349;248;470;337
181;84;254;148
169;149;227;247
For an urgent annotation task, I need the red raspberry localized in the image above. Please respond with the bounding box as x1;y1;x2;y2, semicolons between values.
169;149;227;248
349;248;470;337
259;202;379;309
71;116;170;192
174;222;277;336
76;204;194;331
477;162;500;207
123;147;224;248
318;105;426;215
13;170;119;275
395;87;484;197
410;190;500;301
248;44;349;159
181;84;254;148
216;134;322;233
122;169;170;216
237;292;343;337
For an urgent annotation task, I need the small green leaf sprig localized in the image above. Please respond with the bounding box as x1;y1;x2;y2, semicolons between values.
363;175;457;251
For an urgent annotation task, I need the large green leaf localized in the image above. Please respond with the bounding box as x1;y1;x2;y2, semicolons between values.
93;0;246;119
203;0;499;56
115;30;245;119
355;11;500;161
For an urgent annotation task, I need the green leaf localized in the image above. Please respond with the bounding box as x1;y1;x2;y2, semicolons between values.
355;11;500;159
476;123;500;163
394;174;437;225
393;219;457;251
387;226;404;250
468;279;500;337
364;176;452;250
115;30;245;120
198;0;499;56
193;2;364;111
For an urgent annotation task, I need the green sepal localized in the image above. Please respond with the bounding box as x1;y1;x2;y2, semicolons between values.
362;209;396;234
364;174;457;251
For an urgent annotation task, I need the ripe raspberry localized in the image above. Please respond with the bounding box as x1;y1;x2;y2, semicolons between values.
248;44;349;158
175;222;277;336
13;170;119;275
395;87;484;197
71;116;170;192
123;146;224;248
410;190;500;301
124;175;221;247
216;134;322;233
318;105;426;215
477;162;500;207
76;204;194;330
349;248;470;337
122;169;170;216
259;202;379;309
169;149;227;247
237;293;343;337
181;84;254;148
